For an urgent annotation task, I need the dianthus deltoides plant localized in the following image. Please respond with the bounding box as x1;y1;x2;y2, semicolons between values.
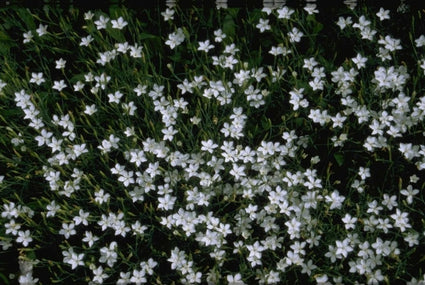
0;2;425;284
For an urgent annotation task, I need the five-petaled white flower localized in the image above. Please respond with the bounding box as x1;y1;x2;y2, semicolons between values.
111;17;128;29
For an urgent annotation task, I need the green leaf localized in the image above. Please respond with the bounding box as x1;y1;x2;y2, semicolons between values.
334;152;344;166
140;33;158;40
0;272;9;285
0;30;16;55
261;116;272;131
223;14;236;39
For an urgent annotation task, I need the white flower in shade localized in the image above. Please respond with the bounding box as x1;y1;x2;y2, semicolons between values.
108;91;124;104
391;209;411;232
55;58;66;69
130;269;147;284
46;200;60;217
99;242;118;267
82;231;99;248
73;209;90;226
157;194;177;211
304;4;319;15
325;190;345;209
134;84;147;96
116;42;129;53
84;11;94;20
201;139;218;153
59;222;76;239
52;80;67;91
335;239;353;258
415;35;425;47
165;28;185;49
161;8;175;21
92;265;108;283
23;31;33;43
30;72;45;85
129;44;143;58
376;7;390;21
269;45;290;56
36;24;48;36
336;16;353;30
342;213;357;230
19;272;39;285
213;29;226;42
288;27;303;42
117;272;131;284
16;230;32;247
276;6;294;20
198;40;214;52
256;18;271;33
72;81;84;92
80;35;94;46
63;248;85;270
94;15;110;30
94;189;111;205
400;185;419;205
0;79;6;92
111;17;128;29
352;53;367;69
227;273;245;285
84;104;97;115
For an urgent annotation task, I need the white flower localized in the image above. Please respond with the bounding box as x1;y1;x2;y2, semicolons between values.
198;40;214;52
352;53;367;69
336;16;352;30
276;6;294;19
59;222;76;239
111;17;128;29
335;238;353;258
73;81;84;92
201;139;218;153
16;230;32;247
82;231;99;248
288;27;303;43
256;18;271;33
80;35;94;46
0;79;6;92
304;4;318;15
342;213;357;230
415;35;425;47
52;80;67;91
128;44;142;59
161;8;175;21
23;31;33;43
92;265;108;283
84;104;97;115
214;29;226;42
95;189;110;204
30;72;45;85
55;58;66;69
36;24;48;36
130;269;147;284
391;209;411;232
84;11;94;20
358;167;370;180
94;15;110;30
165;28;185;49
376;7;390;21
63;248;85;270
157;194;177;211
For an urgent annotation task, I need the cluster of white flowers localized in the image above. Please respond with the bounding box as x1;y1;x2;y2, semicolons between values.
1;3;425;285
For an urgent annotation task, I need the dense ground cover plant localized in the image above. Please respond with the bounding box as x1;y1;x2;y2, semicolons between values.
1;2;425;284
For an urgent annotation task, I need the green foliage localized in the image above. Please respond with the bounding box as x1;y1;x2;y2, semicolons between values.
1;4;425;285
